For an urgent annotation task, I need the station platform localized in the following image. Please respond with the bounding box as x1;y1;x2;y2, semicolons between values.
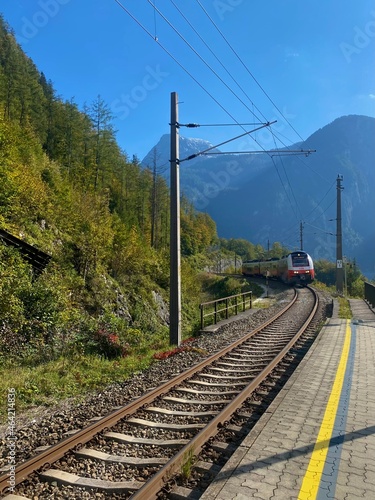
201;299;375;500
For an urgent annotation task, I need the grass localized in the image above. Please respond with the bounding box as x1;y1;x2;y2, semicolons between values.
337;296;352;319
312;280;353;319
253;297;275;308
181;447;196;481
0;347;167;423
2;279;347;423
0;326;216;423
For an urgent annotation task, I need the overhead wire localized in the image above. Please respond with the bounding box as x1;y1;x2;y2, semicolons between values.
152;0;157;39
269;127;302;223
192;0;332;185
114;0;293;188
116;0;317;168
304;221;335;236
304;179;336;223
170;0;329;185
270;156;300;223
194;0;305;143
114;0;332;249
167;0;270;125
273;179;336;246
264;126;330;182
113;0;255;132
145;0;318;178
276;195;337;249
180;122;263;127
113;0;281;155
197;150;314;155
164;0;312;166
274;181;337;247
267;219;300;250
146;0;268;127
179;122;276;162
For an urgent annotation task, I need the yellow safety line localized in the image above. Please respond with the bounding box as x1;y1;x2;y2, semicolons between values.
298;319;351;500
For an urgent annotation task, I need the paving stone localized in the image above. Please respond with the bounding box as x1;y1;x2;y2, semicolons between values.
202;311;375;499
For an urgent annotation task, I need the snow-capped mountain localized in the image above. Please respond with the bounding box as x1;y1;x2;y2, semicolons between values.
141;134;221;171
141;116;375;279
141;133;270;204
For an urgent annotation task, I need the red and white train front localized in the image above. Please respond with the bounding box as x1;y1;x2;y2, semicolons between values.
282;251;315;285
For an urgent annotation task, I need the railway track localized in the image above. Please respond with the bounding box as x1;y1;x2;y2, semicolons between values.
1;285;324;499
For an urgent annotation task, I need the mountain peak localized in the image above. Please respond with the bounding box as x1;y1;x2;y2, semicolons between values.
141;134;221;168
143;116;375;278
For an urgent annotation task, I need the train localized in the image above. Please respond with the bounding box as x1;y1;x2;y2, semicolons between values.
242;251;315;285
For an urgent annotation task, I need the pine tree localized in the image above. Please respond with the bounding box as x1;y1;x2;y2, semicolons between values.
88;95;115;191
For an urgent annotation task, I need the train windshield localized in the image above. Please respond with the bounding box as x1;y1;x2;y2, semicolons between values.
291;253;309;267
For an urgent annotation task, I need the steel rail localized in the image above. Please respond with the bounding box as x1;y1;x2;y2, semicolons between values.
131;287;318;499
0;288;298;495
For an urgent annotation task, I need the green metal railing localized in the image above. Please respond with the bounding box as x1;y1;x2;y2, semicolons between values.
199;291;252;329
365;282;375;308
0;228;51;275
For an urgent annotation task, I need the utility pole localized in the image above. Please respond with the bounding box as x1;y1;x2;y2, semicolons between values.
167;93;315;344
300;221;303;251
169;92;181;346
336;175;344;295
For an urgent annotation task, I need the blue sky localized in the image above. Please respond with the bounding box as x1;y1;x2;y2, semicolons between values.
1;0;375;160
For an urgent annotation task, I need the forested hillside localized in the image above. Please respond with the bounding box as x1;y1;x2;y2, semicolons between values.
0;15;369;419
0;15;218;370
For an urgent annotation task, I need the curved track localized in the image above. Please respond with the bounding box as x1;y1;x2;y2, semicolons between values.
1;286;320;499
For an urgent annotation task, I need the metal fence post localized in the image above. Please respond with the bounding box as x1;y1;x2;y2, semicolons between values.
365;282;375;308
199;290;254;329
